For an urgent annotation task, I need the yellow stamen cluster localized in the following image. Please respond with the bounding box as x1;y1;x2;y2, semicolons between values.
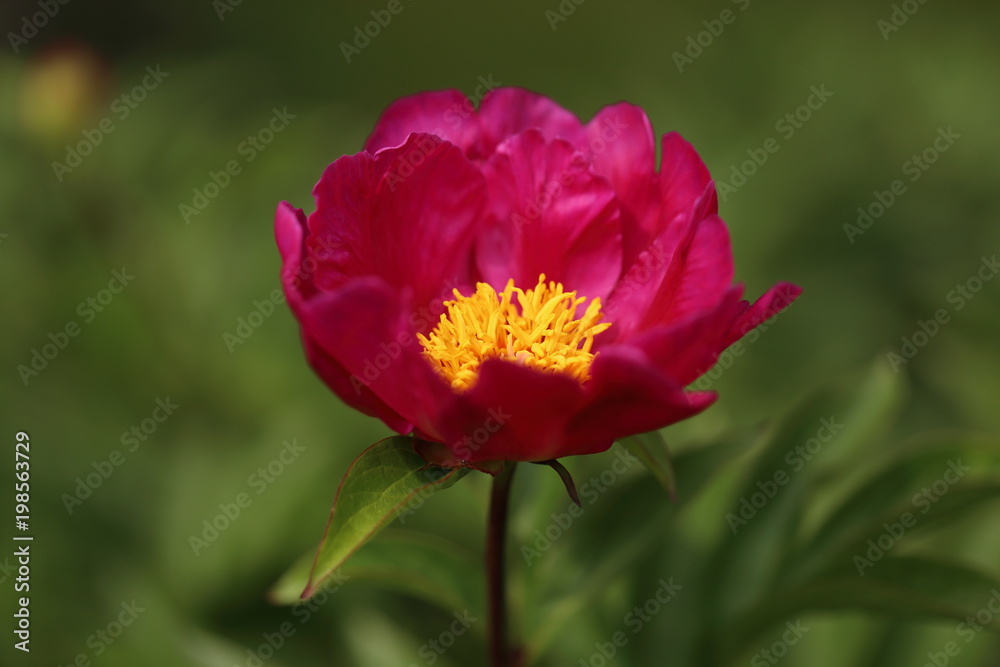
418;274;612;391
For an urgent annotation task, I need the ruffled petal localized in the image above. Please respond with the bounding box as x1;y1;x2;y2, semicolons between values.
433;358;587;463
308;133;488;311
628;287;745;386
306;150;378;292
724;281;802;348
298;277;453;440
602;184;720;340
584;103;661;268
364;89;478;154
276;202;413;430
659;131;717;228
652;213;734;325
563;346;717;455
275;201;312;301
474;87;585;157
475;129;623;300
300;333;414;434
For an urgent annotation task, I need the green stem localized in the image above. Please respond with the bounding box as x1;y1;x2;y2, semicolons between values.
487;462;518;667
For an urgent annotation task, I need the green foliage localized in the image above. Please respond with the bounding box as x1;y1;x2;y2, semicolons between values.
270;437;468;603
518;364;1000;666
622;429;678;500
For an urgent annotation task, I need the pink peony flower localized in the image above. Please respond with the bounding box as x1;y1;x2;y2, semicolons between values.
275;87;800;465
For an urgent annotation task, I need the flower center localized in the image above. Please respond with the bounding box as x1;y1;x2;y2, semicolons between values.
418;274;612;391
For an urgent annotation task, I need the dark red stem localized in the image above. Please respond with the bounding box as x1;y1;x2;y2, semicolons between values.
487;462;517;667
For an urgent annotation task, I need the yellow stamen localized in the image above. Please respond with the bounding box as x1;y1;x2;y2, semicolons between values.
418;274;612;391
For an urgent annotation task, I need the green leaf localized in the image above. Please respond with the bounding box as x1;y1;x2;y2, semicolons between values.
341;529;484;617
526;508;669;660
789;437;1000;582
701;361;905;621
621;430;677;500
269;436;468;604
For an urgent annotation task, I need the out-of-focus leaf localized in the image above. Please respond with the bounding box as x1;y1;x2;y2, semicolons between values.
341;529;484;619
702;361;905;621
269;436;468;603
788;438;1000;582
621;430;677;500
723;556;1000;664
526;509;668;661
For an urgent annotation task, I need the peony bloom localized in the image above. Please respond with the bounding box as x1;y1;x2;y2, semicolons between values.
275;87;800;465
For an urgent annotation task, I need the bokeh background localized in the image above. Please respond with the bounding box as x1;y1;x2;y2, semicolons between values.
2;1;1000;665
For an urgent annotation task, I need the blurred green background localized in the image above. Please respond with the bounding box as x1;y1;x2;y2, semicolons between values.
2;1;1000;665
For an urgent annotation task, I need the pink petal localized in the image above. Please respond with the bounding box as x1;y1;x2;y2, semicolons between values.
659;131;717;228
307;150;378;292
602;184;723;340
300;333;414;434
628;287;746;386
434;358;588;463
474;87;586;157
299;277;453;440
475;129;623;300
308;133;488;311
724;281;803;347
364;89;478;154
653;213;735;325
602;133;721;336
563;346;717;455
275;201;306;267
276;202;413;431
584;103;661;268
275;202;313;302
